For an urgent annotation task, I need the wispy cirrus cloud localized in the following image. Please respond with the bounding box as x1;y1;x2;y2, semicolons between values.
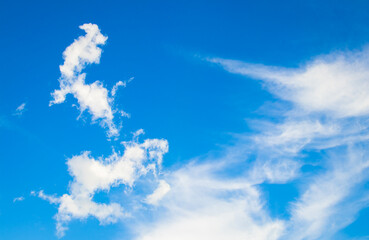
131;47;369;240
208;49;369;155
50;24;128;137
134;161;285;240
13;196;25;203
286;147;369;240
13;102;26;116
209;48;369;118
133;145;369;240
144;179;171;206
203;48;369;239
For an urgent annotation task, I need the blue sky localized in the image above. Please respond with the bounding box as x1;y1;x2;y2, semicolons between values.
2;0;369;239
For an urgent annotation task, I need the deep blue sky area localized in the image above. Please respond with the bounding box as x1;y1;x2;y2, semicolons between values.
1;1;369;239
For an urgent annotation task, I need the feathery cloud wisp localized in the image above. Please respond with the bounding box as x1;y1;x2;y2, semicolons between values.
204;48;369;239
14;103;26;116
145;180;171;206
286;147;369;240
13;196;25;202
209;49;369;118
135;161;285;240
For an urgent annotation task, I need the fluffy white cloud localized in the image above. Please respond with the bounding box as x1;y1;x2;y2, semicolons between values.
39;136;168;237
50;23;126;137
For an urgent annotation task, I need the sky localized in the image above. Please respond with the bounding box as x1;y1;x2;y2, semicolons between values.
1;0;369;239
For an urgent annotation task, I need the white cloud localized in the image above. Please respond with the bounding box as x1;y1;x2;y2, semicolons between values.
253;120;339;154
145;180;171;205
134;162;285;240
50;23;126;137
14;102;26;116
248;158;301;184
39;135;168;237
133;146;369;240
209;48;369;118
285;148;369;240
207;48;369;164
203;48;369;239
13;196;25;202
111;77;133;97
41;24;369;240
111;81;126;97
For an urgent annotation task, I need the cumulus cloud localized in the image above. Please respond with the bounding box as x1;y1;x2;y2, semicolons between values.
39;136;168;237
50;23;126;137
14;102;26;116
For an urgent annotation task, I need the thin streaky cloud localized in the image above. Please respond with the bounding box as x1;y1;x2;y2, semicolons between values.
13;102;26;116
145;180;171;206
134;161;285;240
208;49;369;118
13;196;25;203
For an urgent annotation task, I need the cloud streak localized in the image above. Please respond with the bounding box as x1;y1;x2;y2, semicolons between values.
209;49;369;118
13;196;25;202
14;102;26;116
134;162;285;240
